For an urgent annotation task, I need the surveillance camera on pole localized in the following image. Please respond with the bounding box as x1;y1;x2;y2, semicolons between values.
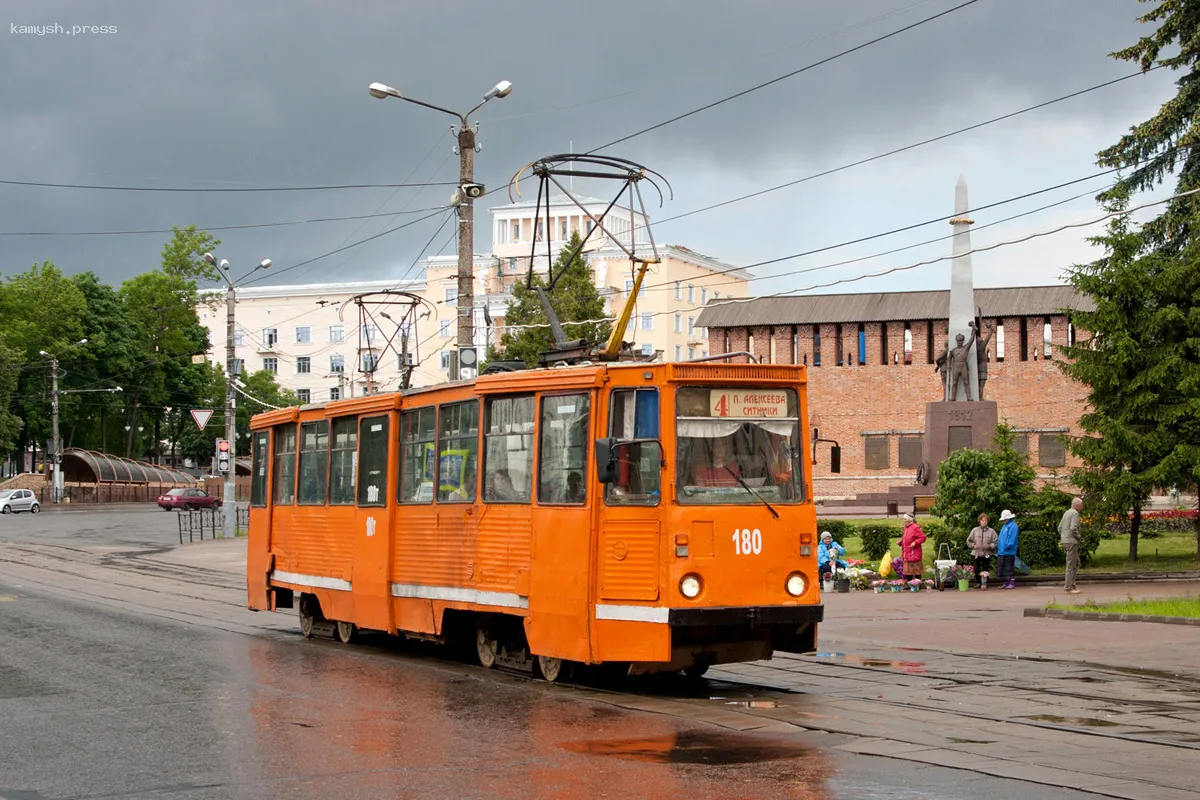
459;182;485;199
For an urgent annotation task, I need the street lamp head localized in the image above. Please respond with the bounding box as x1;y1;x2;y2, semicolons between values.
259;258;272;269
219;258;230;271
368;82;402;100
203;252;217;265
486;80;513;99
39;350;49;356
114;387;123;392
78;338;88;345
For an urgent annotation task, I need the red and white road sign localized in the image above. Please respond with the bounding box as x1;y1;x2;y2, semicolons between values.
190;409;214;430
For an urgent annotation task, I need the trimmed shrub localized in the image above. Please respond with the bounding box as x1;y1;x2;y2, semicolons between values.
858;523;901;561
927;521;972;564
817;519;857;544
1017;529;1066;569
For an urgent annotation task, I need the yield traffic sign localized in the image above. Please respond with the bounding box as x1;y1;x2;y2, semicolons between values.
190;409;214;430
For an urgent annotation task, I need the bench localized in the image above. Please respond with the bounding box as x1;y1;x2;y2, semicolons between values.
913;495;936;515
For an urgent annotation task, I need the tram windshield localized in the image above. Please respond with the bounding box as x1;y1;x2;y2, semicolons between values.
676;386;804;505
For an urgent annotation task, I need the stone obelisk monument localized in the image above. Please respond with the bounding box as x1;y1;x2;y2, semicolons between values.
918;176;998;490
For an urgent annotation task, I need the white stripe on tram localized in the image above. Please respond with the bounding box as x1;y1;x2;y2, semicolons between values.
271;570;353;592
594;604;670;624
390;583;529;609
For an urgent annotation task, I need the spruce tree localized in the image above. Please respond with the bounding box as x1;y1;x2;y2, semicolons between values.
498;232;613;366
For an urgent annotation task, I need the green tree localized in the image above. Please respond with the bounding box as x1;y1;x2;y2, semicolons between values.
0;338;22;454
498;233;612;366
1097;0;1200;253
931;424;1036;535
1059;203;1179;562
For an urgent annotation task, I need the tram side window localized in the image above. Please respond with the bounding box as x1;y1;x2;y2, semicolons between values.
438;401;479;503
250;431;269;507
328;417;357;505
538;394;591;504
357;415;390;506
297;421;328;505
399;407;435;503
484;395;534;503
273;425;297;505
606;389;661;506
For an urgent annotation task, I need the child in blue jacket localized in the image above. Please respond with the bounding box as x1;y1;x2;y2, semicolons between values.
997;509;1019;589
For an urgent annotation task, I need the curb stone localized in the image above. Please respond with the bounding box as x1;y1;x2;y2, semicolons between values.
1025;607;1200;626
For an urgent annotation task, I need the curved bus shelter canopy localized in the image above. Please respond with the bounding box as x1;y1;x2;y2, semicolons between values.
61;448;196;486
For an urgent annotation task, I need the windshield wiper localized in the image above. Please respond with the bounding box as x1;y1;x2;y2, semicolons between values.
723;465;779;519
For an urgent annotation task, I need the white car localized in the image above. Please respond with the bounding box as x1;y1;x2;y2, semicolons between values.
0;489;40;514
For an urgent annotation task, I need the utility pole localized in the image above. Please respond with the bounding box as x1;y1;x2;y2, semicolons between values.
224;280;237;540
49;356;61;504
204;252;271;539
367;78;512;381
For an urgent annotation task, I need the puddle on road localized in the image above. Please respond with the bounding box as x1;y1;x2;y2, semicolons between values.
723;699;779;708
811;652;927;674
559;731;812;765
1022;714;1119;727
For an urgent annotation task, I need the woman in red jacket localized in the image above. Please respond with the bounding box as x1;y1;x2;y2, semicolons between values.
900;513;927;583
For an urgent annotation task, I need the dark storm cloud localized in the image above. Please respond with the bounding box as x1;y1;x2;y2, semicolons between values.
0;0;1166;289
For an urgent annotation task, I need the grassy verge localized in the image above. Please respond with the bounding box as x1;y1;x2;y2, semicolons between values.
1047;595;1200;618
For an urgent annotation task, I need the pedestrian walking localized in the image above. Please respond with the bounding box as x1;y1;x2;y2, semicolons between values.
997;509;1019;589
1059;497;1083;594
966;512;998;589
900;513;927;582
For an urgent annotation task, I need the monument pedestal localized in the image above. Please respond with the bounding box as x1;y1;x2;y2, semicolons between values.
921;401;998;489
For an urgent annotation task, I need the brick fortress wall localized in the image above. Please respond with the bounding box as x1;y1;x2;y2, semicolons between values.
711;315;1088;499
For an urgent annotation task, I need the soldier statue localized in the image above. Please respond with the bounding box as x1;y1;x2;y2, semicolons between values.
946;324;977;401
973;314;995;401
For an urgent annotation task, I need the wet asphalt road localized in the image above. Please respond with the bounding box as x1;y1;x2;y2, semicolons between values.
0;508;1103;799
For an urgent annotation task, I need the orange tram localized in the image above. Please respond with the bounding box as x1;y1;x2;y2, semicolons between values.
246;360;825;681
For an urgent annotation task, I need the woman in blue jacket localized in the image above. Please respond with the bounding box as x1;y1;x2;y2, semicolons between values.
817;531;846;581
997;509;1019;589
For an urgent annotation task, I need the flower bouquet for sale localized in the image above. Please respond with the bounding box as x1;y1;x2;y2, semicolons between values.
871;580;884;593
950;563;975;581
907;578;922;592
888;579;906;593
979;570;990;590
923;579;935;591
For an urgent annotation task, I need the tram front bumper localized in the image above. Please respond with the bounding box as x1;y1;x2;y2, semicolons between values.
666;603;824;628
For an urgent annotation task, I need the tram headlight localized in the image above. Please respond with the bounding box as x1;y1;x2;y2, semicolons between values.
679;573;703;599
785;572;807;597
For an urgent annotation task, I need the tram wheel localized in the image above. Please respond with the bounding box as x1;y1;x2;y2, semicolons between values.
683;664;710;679
535;655;569;683
334;621;357;644
476;622;498;669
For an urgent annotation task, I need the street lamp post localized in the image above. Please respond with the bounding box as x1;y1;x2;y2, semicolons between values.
40;339;123;504
368;78;512;380
204;252;271;539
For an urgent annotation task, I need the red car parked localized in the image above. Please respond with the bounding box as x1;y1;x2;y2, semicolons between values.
157;487;222;511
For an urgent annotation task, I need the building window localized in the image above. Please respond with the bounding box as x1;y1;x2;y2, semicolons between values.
263;357;278;374
835;324;844;366
484;395;535;503
511;220;520;241
858;323;867;365
792;327;799;364
233;330;245;347
687;316;695;336
701;288;708;305
674;313;682;333
361;353;378;373
813;327;821;366
997;322;1006;361
295;326;311;344
641;343;653;356
399;407;436;504
724;330;730;354
1043;318;1053;358
560;219;568;240
273;425;297;505
296;357;311;374
625;279;634;294
329;325;344;342
898;436;923;469
640;313;652;330
329;387;341;402
440;320;452;337
864;436;889;470
1019;317;1029;361
363;324;379;343
675;345;682;361
328;417;357;505
296;420;325;504
357;416;390;506
687;346;695;360
674;281;682;300
538;394;590;505
1038;434;1066;467
687;284;695;303
701;350;707;359
438;401;479;503
445;287;458;303
1013;433;1029;456
262;328;278;347
903;324;912;364
440;351;452;370
926;322;935;365
329;354;344;373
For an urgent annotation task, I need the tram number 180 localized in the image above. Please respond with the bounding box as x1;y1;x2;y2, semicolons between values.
732;528;763;555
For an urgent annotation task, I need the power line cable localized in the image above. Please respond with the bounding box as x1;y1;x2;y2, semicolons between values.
588;0;985;153
0;178;458;193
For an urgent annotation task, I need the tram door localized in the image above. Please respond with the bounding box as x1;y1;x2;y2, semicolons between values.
353;414;394;632
527;391;596;663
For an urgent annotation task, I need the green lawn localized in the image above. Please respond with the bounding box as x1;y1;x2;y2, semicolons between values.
1047;595;1200;618
821;518;1198;575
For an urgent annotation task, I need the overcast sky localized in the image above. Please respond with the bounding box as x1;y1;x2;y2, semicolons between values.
0;0;1179;303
